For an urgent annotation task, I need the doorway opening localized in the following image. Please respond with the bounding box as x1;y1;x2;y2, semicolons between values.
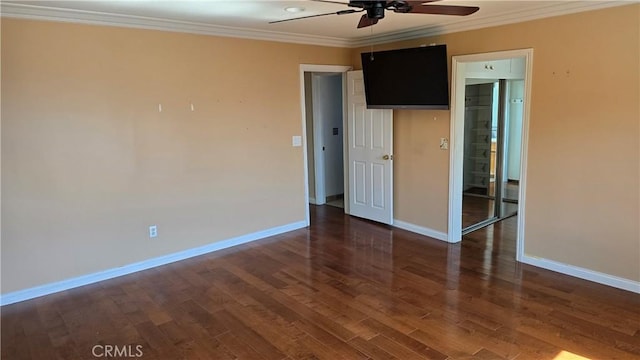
462;78;523;233
448;49;533;263
299;64;351;226
300;65;394;227
304;72;345;209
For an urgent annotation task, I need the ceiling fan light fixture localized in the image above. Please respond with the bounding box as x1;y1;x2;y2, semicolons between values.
284;7;305;13
272;0;480;28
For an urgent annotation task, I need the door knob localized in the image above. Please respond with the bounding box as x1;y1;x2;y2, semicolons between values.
383;155;392;160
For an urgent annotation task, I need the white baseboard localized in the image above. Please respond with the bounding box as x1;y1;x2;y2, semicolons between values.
393;219;448;242
0;221;308;306
521;255;640;294
309;197;317;205
392;220;639;294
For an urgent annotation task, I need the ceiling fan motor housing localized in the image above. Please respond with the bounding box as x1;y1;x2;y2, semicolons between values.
350;1;388;19
369;3;386;19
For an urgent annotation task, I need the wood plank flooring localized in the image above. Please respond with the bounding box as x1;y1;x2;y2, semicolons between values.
2;205;639;359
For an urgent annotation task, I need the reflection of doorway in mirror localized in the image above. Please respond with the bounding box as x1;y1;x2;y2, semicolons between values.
462;76;525;232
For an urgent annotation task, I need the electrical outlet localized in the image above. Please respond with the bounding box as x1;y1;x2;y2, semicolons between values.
440;138;449;150
149;225;158;238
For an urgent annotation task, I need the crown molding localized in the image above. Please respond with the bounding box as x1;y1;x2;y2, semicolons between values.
0;1;632;49
350;1;632;47
0;2;352;48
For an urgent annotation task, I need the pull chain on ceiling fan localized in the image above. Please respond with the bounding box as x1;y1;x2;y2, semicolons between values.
269;1;480;28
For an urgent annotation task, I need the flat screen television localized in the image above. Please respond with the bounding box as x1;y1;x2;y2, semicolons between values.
360;45;449;109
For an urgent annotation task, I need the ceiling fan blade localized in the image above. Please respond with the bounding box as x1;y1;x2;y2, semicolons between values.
357;14;379;28
269;9;359;24
404;4;479;16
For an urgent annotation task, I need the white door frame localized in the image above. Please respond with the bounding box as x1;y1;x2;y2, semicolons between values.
447;49;533;263
300;64;352;226
311;74;327;205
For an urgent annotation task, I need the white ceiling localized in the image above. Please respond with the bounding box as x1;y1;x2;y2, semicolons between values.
1;1;630;47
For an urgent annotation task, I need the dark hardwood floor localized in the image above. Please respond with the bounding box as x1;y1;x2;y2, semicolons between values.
2;205;639;359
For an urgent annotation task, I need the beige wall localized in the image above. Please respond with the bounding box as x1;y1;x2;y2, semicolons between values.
3;4;639;295
1;19;351;293
353;4;639;281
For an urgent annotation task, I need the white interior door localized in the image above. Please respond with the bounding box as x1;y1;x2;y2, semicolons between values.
347;71;393;225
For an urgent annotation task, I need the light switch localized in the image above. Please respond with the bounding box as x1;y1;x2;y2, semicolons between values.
292;135;302;147
440;138;449;150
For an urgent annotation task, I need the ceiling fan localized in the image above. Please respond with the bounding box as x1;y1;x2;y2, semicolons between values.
270;1;480;28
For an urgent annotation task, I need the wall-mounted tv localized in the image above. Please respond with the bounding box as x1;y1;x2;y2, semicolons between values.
360;45;449;110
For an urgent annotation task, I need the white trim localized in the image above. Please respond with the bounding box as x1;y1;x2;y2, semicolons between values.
312;74;326;205
521;255;640;294
516;51;534;263
0;2;351;48
0;221;307;306
301;65;352;73
447;57;465;244
448;49;533;250
308;197;317;205
393;220;448;242
299;64;352;225
341;73;350;215
1;1;631;48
